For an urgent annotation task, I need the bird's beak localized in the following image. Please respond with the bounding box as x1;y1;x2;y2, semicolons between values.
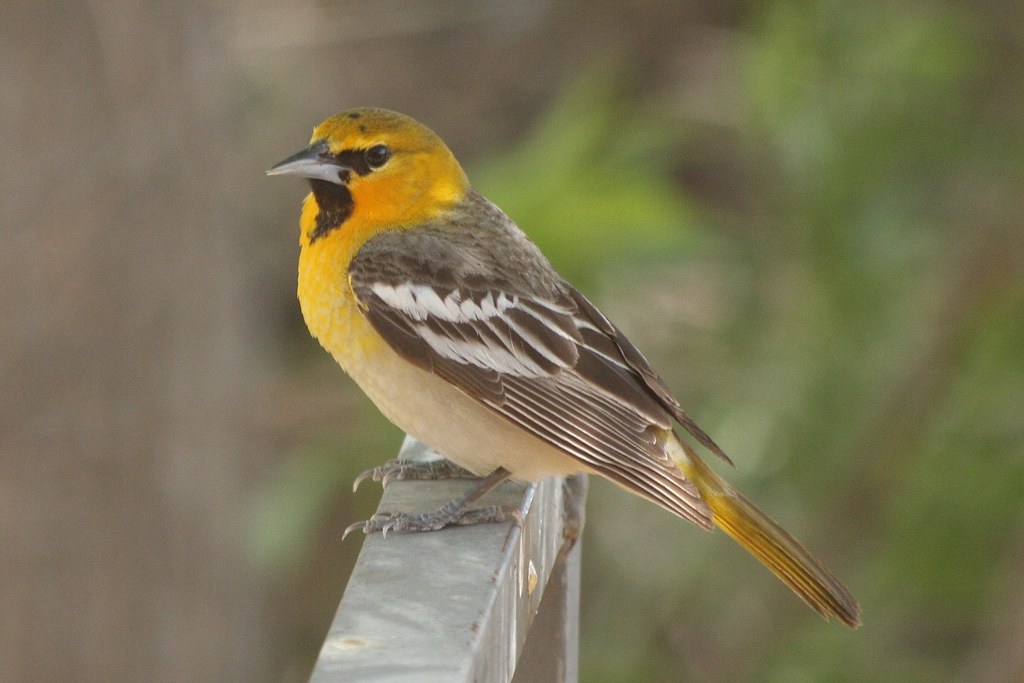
267;142;346;185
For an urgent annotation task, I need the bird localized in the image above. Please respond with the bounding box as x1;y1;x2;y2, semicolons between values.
268;107;860;627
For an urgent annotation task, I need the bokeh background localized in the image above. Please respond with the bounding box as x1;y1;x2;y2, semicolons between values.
3;1;1022;681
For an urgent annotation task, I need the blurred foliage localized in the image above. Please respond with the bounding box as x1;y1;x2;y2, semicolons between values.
249;433;366;577
471;68;698;287
248;386;400;577
255;1;1023;680
570;3;1023;682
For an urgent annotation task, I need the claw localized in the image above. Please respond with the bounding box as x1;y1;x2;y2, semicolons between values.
352;470;372;493
342;520;365;541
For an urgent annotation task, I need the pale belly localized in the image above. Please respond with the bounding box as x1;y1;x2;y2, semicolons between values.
339;339;590;481
298;253;588;481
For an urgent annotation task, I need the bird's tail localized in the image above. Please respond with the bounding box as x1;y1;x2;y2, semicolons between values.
677;444;861;628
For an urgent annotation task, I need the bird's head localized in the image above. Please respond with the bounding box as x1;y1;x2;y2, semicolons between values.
268;108;469;242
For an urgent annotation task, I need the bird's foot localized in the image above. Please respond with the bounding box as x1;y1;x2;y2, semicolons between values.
343;502;522;540
352;458;478;492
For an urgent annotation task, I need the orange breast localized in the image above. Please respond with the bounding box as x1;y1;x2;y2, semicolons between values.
296;193;386;369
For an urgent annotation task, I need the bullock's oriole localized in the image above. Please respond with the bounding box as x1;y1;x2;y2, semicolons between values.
268;108;860;627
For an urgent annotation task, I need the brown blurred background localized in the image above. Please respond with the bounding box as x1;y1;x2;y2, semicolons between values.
3;1;1022;681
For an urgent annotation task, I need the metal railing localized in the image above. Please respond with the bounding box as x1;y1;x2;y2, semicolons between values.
309;437;588;683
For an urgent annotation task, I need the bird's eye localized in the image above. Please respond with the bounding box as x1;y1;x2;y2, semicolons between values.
364;144;392;169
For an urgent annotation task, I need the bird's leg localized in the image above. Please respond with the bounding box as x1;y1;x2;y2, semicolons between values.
352;458;479;491
344;467;521;538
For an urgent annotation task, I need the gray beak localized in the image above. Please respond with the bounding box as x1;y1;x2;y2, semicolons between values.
267;142;345;185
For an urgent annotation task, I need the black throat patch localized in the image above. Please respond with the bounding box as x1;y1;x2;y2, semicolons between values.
308;178;354;244
305;146;381;244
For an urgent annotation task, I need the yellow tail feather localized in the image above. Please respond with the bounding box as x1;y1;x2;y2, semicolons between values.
682;449;861;628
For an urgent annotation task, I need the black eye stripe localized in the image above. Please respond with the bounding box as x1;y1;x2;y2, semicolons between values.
333;149;373;176
330;145;391;177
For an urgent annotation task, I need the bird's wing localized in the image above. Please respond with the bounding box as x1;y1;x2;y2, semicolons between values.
349;229;720;527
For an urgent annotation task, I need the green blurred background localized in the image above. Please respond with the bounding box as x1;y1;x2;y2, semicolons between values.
3;1;1022;681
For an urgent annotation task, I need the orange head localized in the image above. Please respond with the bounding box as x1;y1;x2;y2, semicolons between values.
268;108;470;244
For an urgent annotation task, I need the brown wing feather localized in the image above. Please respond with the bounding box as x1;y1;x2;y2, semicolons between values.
348;197;722;526
567;289;735;467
